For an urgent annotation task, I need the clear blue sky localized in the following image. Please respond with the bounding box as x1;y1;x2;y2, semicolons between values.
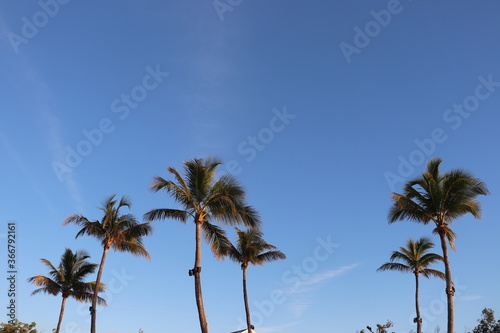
1;1;499;332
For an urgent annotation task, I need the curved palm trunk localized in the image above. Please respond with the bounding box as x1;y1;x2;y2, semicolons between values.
91;245;109;333
194;221;209;333
438;230;454;333
414;273;422;333
242;266;252;333
55;296;67;333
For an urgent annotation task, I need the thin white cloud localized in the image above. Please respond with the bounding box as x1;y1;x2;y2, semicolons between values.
41;108;86;212
27;69;86;213
289;299;312;316
279;264;359;319
285;263;360;295
0;24;86;212
458;295;482;301
301;264;359;287
258;321;301;333
0;130;57;215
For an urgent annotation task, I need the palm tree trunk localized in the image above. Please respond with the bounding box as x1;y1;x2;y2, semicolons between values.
194;221;209;333
438;230;454;333
242;266;252;333
414;273;422;333
91;245;109;333
55;296;67;333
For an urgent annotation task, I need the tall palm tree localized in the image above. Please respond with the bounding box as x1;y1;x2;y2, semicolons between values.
28;248;106;333
388;157;489;333
226;228;286;333
144;157;261;333
377;237;445;333
64;194;152;333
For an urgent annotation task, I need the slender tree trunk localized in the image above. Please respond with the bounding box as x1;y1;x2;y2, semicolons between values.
242;266;252;333
194;221;209;333
91;245;109;333
438;230;454;333
414;273;422;333
55;296;67;333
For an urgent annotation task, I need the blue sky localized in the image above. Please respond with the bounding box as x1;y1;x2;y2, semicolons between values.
1;1;499;332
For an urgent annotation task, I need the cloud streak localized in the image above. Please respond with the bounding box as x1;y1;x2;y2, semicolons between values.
301;264;359;287
282;264;359;320
0;29;86;212
258;321;301;333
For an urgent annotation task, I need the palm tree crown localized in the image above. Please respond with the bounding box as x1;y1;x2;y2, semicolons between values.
144;157;261;333
388;157;489;333
65;195;152;258
28;248;105;333
227;228;285;333
388;157;489;248
377;237;444;278
378;237;444;333
227;228;286;269
145;157;261;257
64;194;152;333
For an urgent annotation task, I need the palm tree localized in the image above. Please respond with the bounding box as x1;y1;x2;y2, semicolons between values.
64;194;152;333
28;248;106;333
144;157;261;333
377;237;445;333
226;228;285;333
388;157;489;333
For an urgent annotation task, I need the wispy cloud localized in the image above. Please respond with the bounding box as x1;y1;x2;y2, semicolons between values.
26;67;86;212
258;321;301;333
281;264;359;318
289;299;312;316
0;22;86;212
458;295;482;301
285;264;360;295
0;130;58;215
301;264;359;287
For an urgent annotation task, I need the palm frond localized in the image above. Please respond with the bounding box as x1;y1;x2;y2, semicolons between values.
143;209;188;222
421;268;446;280
202;221;231;260
256;250;286;265
226;228;285;267
28;248;104;304
113;240;151;260
378;237;444;278
27;276;61;295
377;262;412;273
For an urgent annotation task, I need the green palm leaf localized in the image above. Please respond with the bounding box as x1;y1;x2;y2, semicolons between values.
28;248;106;333
388;158;488;333
64;194;152;333
144;157;262;333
